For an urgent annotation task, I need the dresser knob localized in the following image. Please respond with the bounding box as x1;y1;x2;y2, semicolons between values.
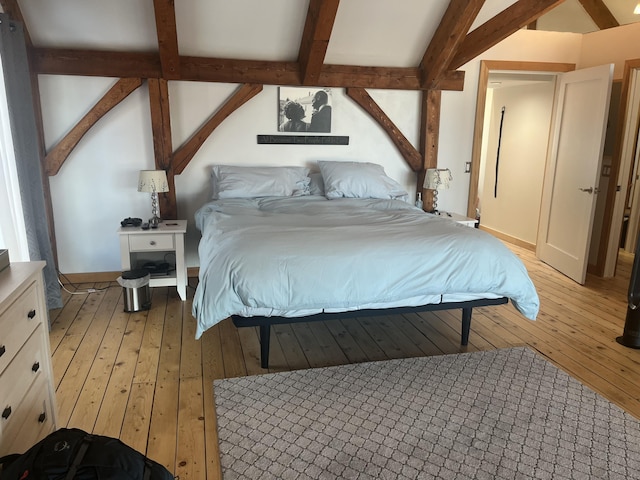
2;406;11;419
32;362;40;373
27;309;36;319
150;240;156;246
38;412;46;423
0;345;5;357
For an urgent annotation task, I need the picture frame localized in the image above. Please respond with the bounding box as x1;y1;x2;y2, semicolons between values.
278;87;332;133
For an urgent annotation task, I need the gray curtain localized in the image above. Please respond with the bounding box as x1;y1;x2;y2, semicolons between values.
0;14;62;310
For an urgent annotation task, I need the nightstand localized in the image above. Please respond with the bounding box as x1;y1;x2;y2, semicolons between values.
437;212;479;228
118;220;187;301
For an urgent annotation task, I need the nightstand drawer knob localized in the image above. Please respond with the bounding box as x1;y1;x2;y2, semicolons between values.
149;240;156;246
0;345;5;357
27;309;36;319
2;406;11;419
32;361;40;373
38;412;46;423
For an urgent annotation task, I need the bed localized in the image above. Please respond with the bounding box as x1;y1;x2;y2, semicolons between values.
192;162;539;368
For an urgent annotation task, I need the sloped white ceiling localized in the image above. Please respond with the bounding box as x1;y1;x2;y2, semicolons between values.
174;0;309;61
10;0;640;63
538;0;640;33
18;0;158;50
326;0;449;67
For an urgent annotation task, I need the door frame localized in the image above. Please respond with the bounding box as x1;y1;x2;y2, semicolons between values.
600;59;640;277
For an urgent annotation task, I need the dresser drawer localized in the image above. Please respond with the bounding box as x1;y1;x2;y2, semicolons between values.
0;377;54;455
129;233;174;252
0;282;40;376
0;326;46;420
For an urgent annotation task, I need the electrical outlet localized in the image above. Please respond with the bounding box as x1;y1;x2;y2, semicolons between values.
465;162;471;173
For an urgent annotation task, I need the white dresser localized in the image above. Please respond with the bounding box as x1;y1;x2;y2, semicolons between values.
0;262;57;455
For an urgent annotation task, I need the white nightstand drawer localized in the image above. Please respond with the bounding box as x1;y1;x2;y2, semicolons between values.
0;282;40;375
128;234;174;251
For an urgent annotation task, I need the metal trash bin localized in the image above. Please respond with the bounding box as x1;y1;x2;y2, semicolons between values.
117;269;151;312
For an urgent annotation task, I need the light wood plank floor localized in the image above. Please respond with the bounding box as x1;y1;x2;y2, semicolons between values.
49;244;640;480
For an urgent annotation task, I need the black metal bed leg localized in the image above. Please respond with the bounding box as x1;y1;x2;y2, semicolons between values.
260;324;271;369
461;307;472;345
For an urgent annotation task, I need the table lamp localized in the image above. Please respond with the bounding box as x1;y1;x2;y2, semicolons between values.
138;170;169;227
423;168;452;214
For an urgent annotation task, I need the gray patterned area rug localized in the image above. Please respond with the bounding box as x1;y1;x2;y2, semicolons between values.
213;347;640;479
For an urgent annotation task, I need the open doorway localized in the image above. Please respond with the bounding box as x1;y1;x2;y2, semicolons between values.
476;71;556;250
467;61;575;248
468;61;621;280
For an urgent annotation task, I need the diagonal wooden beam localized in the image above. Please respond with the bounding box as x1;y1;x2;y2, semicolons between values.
298;0;340;86
449;0;566;70
173;84;263;175
152;0;181;79
420;0;485;89
578;0;618;30
346;87;422;172
45;78;143;176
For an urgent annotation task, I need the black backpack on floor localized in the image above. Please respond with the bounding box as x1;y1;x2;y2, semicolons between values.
0;428;174;480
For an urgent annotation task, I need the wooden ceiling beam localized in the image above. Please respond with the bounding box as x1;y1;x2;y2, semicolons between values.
152;0;181;79
29;47;465;91
180;56;301;84
449;0;566;70
420;0;485;89
148;78;177;220
319;65;465;90
578;0;619;30
30;48;162;78
298;0;340;86
419;89;441;210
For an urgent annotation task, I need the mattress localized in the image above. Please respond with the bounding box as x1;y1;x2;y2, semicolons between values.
192;196;539;339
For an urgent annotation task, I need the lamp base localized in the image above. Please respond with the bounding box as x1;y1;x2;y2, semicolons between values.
149;215;162;228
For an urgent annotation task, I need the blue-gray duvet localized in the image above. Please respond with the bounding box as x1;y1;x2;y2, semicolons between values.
192;196;539;339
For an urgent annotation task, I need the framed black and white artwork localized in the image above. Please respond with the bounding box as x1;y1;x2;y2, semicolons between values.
278;87;332;133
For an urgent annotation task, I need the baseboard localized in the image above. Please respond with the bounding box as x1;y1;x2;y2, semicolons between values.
478;225;536;252
59;267;200;284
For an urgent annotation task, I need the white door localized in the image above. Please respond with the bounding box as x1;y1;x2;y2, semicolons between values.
536;64;613;284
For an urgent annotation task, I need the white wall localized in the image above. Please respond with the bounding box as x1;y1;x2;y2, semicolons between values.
40;80;419;272
479;81;555;244
579;23;640;80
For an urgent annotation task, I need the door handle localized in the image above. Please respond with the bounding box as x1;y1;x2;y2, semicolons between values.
579;187;594;194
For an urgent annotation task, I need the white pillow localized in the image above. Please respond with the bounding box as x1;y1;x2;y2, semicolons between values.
318;161;408;200
211;165;310;199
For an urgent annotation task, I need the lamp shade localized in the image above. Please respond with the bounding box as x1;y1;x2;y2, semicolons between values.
138;170;169;193
423;168;452;190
